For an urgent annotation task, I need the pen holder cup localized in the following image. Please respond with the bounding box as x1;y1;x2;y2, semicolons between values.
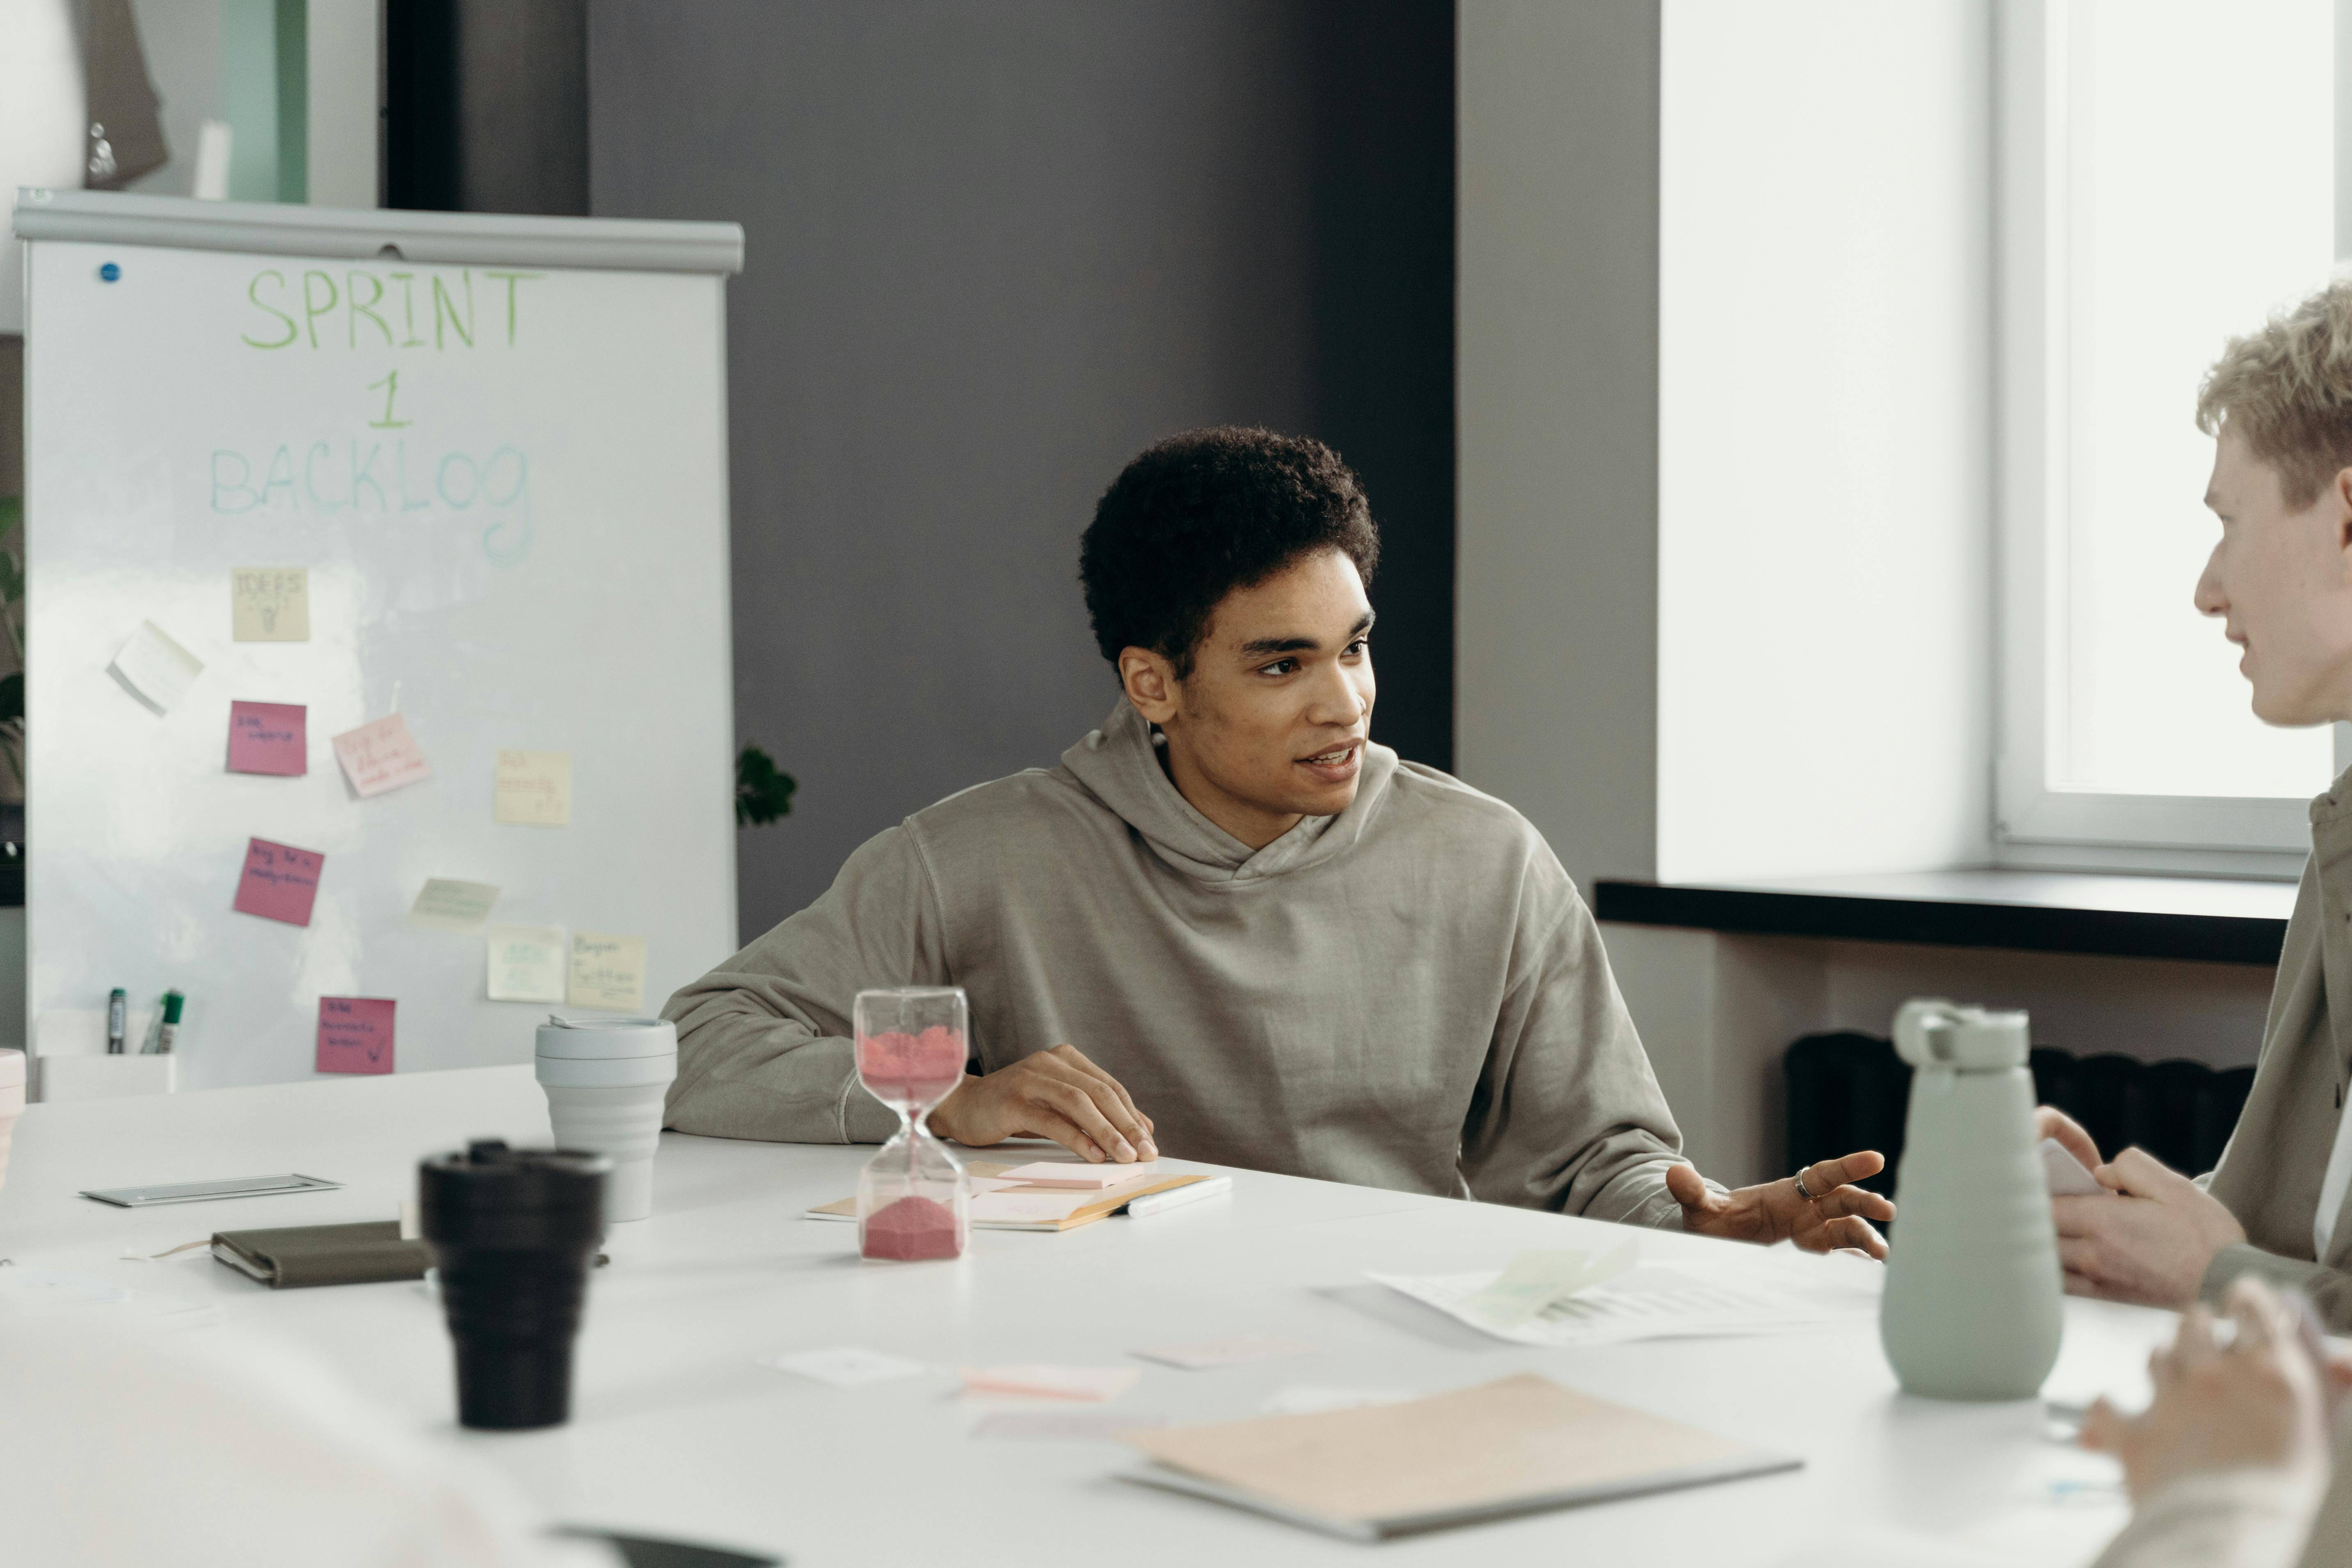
34;1051;178;1103
0;1049;22;1199
533;1017;677;1223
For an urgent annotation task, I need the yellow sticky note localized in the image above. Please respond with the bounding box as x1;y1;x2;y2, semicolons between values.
231;567;309;642
495;749;571;826
567;931;647;1012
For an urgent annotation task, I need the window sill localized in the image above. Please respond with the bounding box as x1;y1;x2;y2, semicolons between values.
1591;869;2297;966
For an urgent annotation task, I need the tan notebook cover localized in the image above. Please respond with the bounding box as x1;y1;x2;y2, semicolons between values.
804;1162;1207;1231
1120;1373;1799;1541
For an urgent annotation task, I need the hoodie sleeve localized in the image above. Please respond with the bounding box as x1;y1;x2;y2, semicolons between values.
1458;867;1698;1225
661;824;950;1143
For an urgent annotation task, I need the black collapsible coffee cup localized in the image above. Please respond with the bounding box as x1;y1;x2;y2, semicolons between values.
418;1139;610;1431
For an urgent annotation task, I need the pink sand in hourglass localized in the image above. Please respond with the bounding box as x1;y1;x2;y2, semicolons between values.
862;1194;962;1260
856;1025;966;1102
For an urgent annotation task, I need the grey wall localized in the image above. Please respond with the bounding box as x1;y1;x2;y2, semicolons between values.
1456;0;1659;899
588;0;1454;944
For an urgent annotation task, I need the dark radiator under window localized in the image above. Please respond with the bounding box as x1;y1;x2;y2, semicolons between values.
1785;1031;2257;1202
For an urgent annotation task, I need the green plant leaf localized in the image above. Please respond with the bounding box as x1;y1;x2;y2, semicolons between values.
736;743;797;827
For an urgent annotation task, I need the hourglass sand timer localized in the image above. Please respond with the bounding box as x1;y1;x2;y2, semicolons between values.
853;986;970;1261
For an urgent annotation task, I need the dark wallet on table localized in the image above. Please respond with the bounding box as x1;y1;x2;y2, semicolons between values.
211;1221;429;1288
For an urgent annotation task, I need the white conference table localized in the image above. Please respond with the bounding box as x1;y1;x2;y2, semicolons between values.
0;1065;2172;1567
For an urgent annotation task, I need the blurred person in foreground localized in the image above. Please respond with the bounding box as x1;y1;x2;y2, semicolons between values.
2088;1278;2350;1568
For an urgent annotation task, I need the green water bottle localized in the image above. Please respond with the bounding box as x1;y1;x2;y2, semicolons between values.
1879;998;2064;1400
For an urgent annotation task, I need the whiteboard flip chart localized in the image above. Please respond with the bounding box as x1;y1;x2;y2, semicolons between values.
19;192;742;1090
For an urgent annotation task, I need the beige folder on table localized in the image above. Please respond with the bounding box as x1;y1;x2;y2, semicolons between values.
1119;1372;1799;1541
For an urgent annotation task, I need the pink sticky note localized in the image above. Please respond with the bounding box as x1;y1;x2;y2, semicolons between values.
960;1365;1141;1402
315;996;394;1075
226;701;307;776
331;713;432;798
233;837;324;926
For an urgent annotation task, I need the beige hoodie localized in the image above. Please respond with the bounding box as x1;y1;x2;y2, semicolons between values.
661;699;1696;1223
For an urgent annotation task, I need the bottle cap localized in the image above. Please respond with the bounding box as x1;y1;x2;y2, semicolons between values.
1892;998;2030;1070
418;1140;610;1248
534;1015;677;1061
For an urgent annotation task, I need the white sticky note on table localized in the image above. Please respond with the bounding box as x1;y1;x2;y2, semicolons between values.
994;1161;1161;1189
495;749;571;826
961;1365;1141;1402
332;713;432;797
230;567;309;641
108;621;203;713
759;1347;930;1387
1131;1335;1317;1371
409;878;501;933
567;931;647;1011
485;923;567;1003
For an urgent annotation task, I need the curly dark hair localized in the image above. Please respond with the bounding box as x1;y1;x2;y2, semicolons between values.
1079;427;1379;679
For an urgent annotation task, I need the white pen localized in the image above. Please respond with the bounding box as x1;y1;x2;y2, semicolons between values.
1123;1175;1232;1217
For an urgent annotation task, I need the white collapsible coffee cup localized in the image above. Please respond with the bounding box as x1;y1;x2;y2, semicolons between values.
0;1049;22;1201
533;1017;677;1223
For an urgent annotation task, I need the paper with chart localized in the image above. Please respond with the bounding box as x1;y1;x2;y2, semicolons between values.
1367;1249;1870;1347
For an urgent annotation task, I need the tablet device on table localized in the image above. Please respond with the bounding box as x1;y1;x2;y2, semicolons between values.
80;1173;342;1207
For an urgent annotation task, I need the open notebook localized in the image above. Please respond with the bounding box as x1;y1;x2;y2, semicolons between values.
1118;1373;1799;1541
804;1160;1211;1232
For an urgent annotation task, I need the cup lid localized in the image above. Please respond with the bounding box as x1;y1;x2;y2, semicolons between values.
535;1015;677;1061
0;1048;21;1088
418;1140;611;1237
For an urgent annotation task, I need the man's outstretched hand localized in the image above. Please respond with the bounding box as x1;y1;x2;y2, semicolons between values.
926;1044;1157;1164
1666;1152;1895;1259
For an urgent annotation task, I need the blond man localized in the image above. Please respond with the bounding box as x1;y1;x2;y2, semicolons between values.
2046;279;2352;1329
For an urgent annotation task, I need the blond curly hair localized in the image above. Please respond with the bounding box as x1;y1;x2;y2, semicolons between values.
2198;278;2352;507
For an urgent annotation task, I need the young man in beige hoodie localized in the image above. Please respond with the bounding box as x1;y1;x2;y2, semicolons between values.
663;427;1890;1251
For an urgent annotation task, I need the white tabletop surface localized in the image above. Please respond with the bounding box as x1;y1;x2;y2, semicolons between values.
0;1065;2173;1567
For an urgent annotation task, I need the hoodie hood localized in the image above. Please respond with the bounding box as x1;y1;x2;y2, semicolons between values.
1058;699;1398;884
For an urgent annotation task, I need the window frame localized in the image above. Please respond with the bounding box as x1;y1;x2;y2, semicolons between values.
1993;0;2333;880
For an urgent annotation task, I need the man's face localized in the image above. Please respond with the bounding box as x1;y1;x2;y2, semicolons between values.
1132;549;1376;846
2196;426;2352;726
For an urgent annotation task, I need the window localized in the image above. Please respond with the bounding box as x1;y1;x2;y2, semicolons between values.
1997;0;2341;874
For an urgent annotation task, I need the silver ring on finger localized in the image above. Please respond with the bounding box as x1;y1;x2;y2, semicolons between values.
1792;1170;1819;1203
